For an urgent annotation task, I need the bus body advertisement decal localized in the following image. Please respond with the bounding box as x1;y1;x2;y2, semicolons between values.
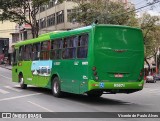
31;61;52;77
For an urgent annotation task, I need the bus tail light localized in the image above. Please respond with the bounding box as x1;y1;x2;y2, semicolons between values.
92;66;98;80
92;66;96;71
93;71;97;76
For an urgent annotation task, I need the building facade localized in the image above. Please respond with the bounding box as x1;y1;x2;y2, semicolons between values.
11;0;131;42
37;0;130;35
37;0;80;35
0;20;16;54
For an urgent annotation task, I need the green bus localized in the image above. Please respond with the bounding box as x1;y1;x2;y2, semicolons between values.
12;24;144;97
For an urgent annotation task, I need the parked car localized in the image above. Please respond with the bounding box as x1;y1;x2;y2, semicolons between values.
153;74;160;80
146;75;156;83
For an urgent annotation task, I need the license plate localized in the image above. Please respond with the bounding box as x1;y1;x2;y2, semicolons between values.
114;84;125;87
114;74;123;78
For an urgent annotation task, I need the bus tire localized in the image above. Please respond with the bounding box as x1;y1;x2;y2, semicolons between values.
19;75;27;89
52;77;62;97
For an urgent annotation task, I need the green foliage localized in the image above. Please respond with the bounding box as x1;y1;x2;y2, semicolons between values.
69;0;138;26
0;0;50;38
139;13;160;70
139;13;160;58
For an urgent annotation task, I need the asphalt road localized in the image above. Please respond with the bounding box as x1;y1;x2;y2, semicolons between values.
0;67;160;121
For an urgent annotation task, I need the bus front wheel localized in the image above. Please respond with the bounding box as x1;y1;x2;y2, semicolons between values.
19;75;27;89
52;77;62;97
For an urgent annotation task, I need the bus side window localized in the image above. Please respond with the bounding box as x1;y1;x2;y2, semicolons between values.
62;38;68;59
19;46;23;61
24;45;28;60
13;49;18;65
40;41;50;60
25;44;32;61
37;43;41;60
59;39;63;49
72;36;78;58
77;34;88;58
21;46;25;60
63;38;67;48
19;46;22;61
32;43;41;60
50;39;62;60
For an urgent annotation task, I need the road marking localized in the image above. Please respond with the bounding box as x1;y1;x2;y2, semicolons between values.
0;89;9;94
140;89;159;93
0;74;12;80
28;101;53;112
0;93;42;102
4;86;22;92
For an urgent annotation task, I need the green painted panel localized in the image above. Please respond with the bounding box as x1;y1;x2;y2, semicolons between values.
93;26;144;82
88;80;144;91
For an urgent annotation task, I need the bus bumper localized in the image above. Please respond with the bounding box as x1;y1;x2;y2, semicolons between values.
88;80;144;93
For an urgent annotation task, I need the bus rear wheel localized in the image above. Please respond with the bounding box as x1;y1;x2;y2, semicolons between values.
52;77;62;97
19;75;27;89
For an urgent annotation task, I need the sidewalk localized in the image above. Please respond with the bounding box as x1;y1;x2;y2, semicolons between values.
0;64;12;70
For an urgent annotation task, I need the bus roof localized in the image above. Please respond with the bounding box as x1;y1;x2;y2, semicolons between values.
14;24;141;48
14;34;50;47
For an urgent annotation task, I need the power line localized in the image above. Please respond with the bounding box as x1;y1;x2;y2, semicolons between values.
110;0;160;19
134;0;145;6
134;0;160;12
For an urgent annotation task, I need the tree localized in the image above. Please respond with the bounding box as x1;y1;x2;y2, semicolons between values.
0;0;63;38
139;13;160;71
69;0;138;27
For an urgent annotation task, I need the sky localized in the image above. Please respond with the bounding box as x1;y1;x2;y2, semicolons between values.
129;0;160;16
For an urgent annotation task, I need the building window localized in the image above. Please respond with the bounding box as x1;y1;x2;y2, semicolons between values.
47;14;55;27
48;0;54;8
40;5;46;12
40;17;46;29
56;10;64;24
67;9;76;22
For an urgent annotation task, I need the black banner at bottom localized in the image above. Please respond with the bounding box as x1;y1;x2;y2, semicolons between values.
0;112;160;118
